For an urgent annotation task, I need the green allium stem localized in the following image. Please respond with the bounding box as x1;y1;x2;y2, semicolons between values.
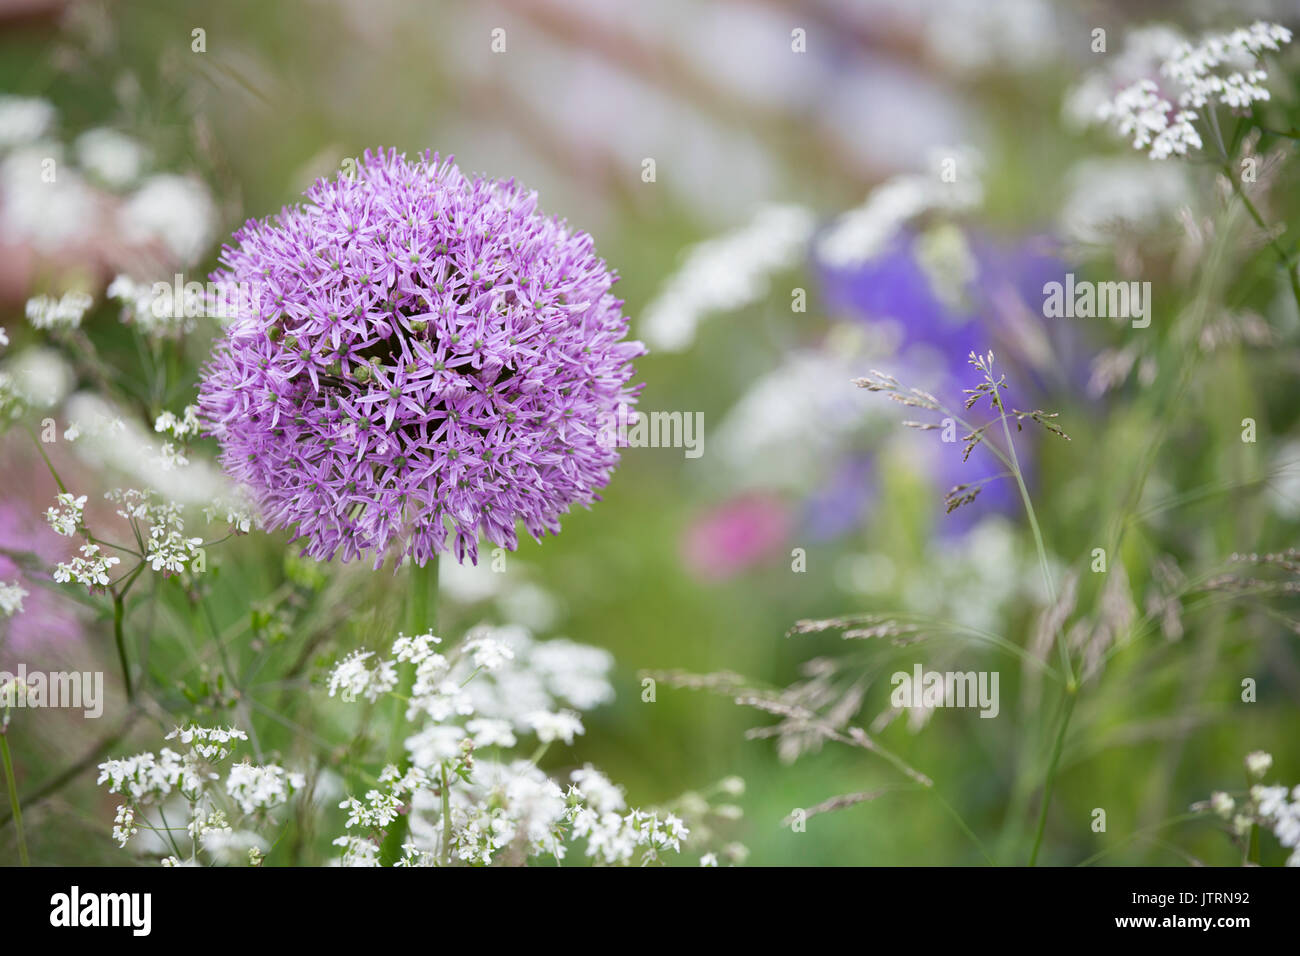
378;556;439;866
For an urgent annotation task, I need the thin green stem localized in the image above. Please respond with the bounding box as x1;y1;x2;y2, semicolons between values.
1220;161;1300;313
930;789;997;866
377;557;439;866
27;426;68;494
1028;688;1077;866
112;592;134;704
440;764;451;867
0;733;30;866
993;388;1074;685
1076;812;1203;867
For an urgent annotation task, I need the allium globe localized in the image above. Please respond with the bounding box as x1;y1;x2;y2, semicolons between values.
198;149;644;566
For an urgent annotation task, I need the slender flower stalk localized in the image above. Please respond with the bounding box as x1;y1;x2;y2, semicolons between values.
377;556;439;865
0;731;30;866
1027;689;1077;867
111;592;133;703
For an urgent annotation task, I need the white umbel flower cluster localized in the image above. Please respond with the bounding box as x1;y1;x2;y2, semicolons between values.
164;725;248;761
817;147;983;268
1199;751;1300;866
98;725;302;862
154;405;201;441
53;542;120;591
1099;21;1293;159
0;580;27;617
106;488;204;575
325;625;745;867
640;204;815;352
106;275;200;338
44;492;86;537
1097;80;1202;159
25;291;93;332
1164;22;1293;107
0;95;56;148
226;762;306;815
327;649;399;703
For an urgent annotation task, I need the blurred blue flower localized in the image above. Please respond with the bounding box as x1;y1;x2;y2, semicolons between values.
812;225;1070;537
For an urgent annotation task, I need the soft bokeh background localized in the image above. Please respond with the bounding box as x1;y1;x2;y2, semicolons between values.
2;0;1299;865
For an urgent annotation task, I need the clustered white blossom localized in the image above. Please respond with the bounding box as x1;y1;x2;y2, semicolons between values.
25;290;94;331
200;495;257;535
52;542;120;591
0;94;56;149
1199;751;1300;866
165;724;249;760
106;488;204;575
0;331;21;422
0;580;28;617
325;624;745;866
226;762;307;815
817;147;983;268
464;633;515;671
154;405;201;441
339;787;404;830
640;203;815;352
98;725;302;863
1099;21;1293;159
327;648;400;703
60;410;126;444
50;487;204;592
44;492;86;536
523;709;584;745
1;92;214;265
75;127;149;189
1097;80;1202;160
106;275;200;338
148;405;202;471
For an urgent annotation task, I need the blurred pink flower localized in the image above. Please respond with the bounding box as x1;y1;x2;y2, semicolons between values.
683;494;791;581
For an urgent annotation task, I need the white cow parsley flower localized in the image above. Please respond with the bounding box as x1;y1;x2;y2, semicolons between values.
165;725;248;761
45;493;86;536
524;709;584;745
1098;21;1292;159
154;405;201;441
465;717;516;748
327;650;398;703
464;635;514;671
641;204;815;351
1097;80;1202;159
0;95;56;148
154;441;190;472
75;127;149;189
340;789;403;830
0;580;27;617
226;763;305;815
112;804;138;848
1246;750;1274;778
392;631;442;662
570;765;626;814
53;543;120;592
25;290;93;331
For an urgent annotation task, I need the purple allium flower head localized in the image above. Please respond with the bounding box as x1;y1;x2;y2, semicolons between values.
198;149;645;566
